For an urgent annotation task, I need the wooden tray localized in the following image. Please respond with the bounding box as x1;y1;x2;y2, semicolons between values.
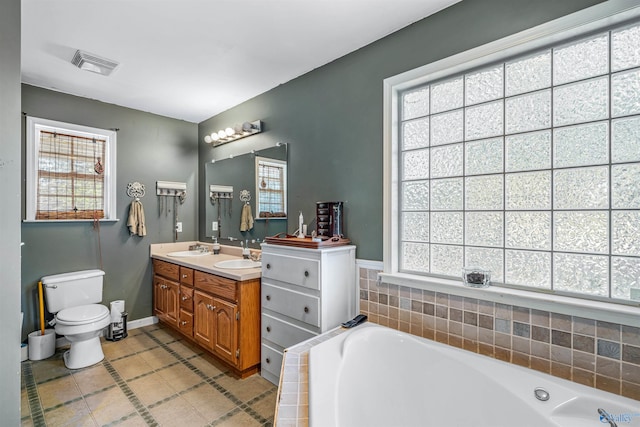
264;233;351;248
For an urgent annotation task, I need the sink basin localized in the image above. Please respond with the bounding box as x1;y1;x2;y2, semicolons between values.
166;250;210;257
214;259;261;269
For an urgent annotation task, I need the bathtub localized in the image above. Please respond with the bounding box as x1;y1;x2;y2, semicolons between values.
308;323;640;427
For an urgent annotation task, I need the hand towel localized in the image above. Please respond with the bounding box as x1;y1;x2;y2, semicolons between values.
240;203;254;231
127;199;147;236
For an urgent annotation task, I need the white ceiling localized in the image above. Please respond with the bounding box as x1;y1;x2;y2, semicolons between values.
21;0;460;123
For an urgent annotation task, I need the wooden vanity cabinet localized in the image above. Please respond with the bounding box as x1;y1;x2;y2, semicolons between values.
153;259;260;378
152;261;180;326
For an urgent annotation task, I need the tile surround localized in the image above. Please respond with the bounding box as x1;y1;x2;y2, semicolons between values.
359;267;640;401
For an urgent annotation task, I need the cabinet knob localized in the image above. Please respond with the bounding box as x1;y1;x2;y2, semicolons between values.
180;321;187;326
266;358;271;364
266;295;271;301
182;274;188;278
304;270;309;277
266;326;271;332
181;295;189;301
304;306;309;313
266;263;271;269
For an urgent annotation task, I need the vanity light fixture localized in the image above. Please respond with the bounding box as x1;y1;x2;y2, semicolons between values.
204;120;262;146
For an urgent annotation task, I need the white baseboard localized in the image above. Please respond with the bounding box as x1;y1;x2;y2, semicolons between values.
54;316;159;349
356;259;383;271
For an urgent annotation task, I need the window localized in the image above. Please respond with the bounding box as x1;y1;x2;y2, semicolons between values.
26;117;117;221
255;157;287;219
385;5;640;305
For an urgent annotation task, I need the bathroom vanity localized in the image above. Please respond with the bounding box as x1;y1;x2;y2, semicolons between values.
151;243;261;378
260;243;356;384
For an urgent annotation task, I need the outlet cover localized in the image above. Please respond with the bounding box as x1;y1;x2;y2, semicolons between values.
176;222;183;233
212;221;218;231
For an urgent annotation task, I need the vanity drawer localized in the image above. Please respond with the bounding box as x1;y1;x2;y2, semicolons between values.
179;266;194;287
261;253;320;290
262;283;320;327
180;286;193;311
262;313;316;349
153;259;179;282
178;309;193;337
194;271;237;301
261;343;283;380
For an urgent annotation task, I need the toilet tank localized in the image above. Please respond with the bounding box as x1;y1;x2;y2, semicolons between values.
42;269;105;313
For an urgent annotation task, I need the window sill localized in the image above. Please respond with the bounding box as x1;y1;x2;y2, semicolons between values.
379;272;640;327
23;219;120;223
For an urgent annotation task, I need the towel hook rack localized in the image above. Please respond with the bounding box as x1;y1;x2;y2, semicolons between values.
127;182;145;200
239;189;251;205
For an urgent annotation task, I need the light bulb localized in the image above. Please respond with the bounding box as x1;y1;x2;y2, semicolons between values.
211;132;220;141
225;127;234;136
218;130;227;139
204;135;212;143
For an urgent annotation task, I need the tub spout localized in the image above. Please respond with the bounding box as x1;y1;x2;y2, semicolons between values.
598;408;618;427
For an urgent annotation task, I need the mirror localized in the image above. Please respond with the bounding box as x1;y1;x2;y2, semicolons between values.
205;144;288;242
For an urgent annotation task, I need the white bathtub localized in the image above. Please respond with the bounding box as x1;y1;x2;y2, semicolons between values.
309;323;640;427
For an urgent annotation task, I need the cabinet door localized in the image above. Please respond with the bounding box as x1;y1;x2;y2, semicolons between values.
194;291;215;350
153;275;166;319
213;297;238;366
165;280;180;326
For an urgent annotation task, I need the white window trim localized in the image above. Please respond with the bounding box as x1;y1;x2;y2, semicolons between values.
382;0;640;327
254;156;288;220
25;116;118;222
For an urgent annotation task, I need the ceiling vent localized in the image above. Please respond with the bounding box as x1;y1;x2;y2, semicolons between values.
71;50;119;76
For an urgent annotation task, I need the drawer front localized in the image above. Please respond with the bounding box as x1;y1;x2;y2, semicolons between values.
180;286;194;311
261;344;283;380
179;266;194;287
194;271;237;301
262;283;320;327
178;309;193;337
153;259;179;281
261;313;316;349
262;253;320;290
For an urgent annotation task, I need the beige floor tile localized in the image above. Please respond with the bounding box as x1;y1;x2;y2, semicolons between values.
139;346;178;369
110;353;154;380
128;372;176;406
20;417;34;427
167;340;200;359
149;396;208;427
115;414;149;427
216;374;275;403
72;364;115;395
215;410;263;427
37;375;82;409
123;333;158;353
30;353;70;384
102;339;136;360
182;383;237;421
187;354;227;378
157;364;204;393
43;399;97;427
251;391;278;421
148;327;179;344
84;387;137;426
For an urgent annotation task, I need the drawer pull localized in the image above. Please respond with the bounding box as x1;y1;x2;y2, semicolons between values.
266;357;271;364
206;304;216;311
266;263;271;269
304;270;309;277
181;295;189;301
266;295;271;301
304;306;309;313
182;274;188;278
180;321;187;326
266;326;271;332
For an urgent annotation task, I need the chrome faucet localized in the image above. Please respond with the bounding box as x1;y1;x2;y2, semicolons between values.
598;409;618;427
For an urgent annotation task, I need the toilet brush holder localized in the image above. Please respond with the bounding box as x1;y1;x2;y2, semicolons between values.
28;329;56;360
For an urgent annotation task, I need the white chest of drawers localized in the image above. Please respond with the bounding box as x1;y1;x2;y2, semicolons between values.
260;243;356;384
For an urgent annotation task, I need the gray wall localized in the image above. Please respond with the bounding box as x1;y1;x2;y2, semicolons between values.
198;0;604;261
21;85;199;340
1;0;22;423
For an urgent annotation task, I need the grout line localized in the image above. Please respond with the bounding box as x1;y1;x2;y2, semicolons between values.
22;360;47;427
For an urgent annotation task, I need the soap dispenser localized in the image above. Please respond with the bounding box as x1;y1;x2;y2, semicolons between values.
212;237;221;255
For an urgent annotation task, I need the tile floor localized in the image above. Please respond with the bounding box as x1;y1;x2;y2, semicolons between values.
21;324;277;427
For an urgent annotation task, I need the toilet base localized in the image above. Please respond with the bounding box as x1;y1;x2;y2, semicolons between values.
63;336;105;369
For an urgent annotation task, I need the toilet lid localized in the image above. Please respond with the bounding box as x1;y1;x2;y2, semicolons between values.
57;304;109;324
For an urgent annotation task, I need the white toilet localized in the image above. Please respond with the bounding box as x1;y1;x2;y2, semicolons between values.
42;269;111;369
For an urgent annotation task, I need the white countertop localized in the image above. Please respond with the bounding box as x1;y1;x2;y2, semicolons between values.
150;241;262;281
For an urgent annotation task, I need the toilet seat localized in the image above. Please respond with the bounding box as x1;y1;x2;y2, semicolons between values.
57;304;109;325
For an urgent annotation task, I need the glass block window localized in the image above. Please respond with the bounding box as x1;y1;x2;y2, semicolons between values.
398;21;640;303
